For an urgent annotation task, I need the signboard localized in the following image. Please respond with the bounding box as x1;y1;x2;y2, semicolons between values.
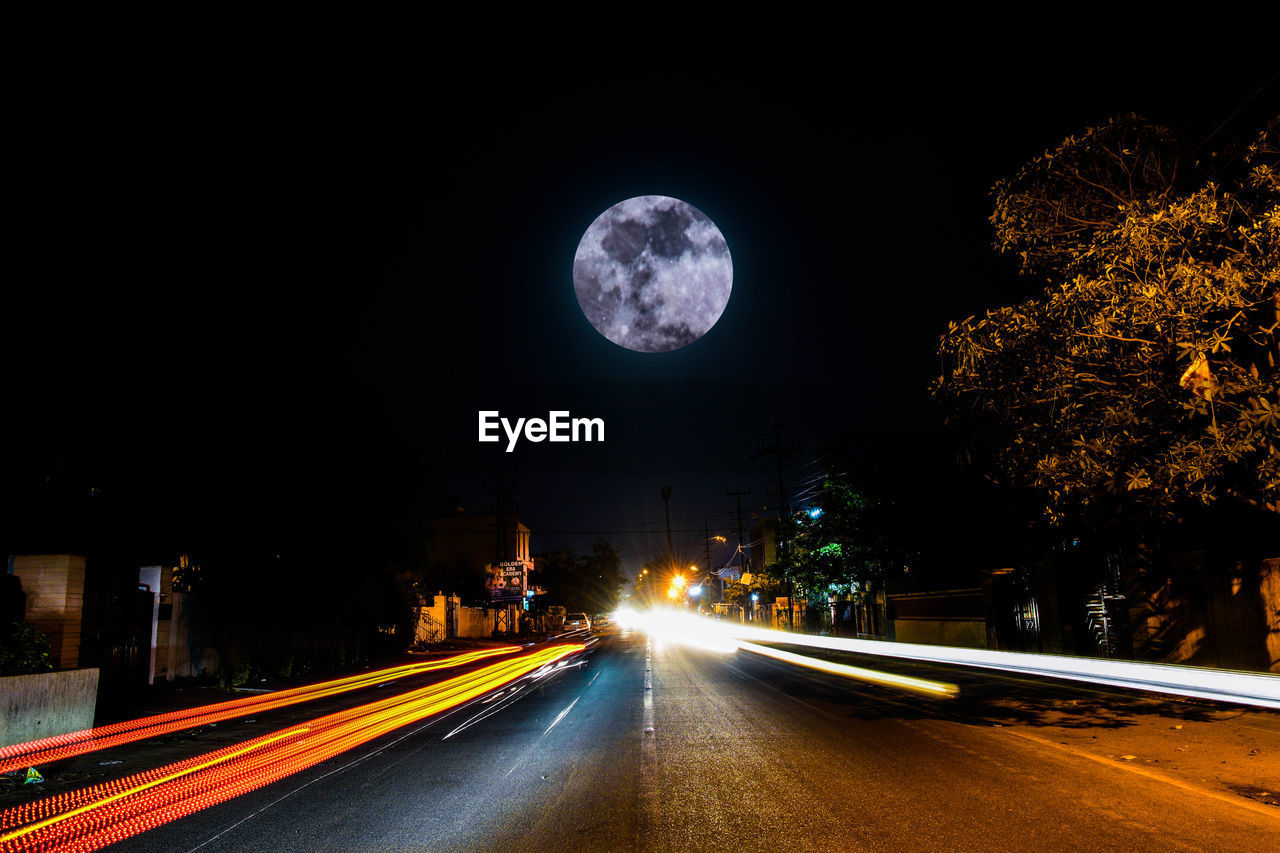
488;561;528;602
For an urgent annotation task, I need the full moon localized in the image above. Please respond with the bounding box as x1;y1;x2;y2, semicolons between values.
573;196;732;353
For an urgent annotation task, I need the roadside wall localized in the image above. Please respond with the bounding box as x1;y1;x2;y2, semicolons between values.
0;668;99;748
412;595;509;642
414;598;448;644
893;619;987;648
888;588;988;649
457;605;493;638
1129;554;1280;673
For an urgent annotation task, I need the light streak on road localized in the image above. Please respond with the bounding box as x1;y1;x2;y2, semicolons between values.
636;609;1280;709
543;697;581;735
0;644;583;853
1;727;311;843
729;624;1280;710
641;611;952;694
0;646;520;775
737;642;958;696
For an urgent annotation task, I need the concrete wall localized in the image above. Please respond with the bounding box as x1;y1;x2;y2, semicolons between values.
11;555;86;669
892;618;988;648
889;588;988;649
414;595;506;642
457;605;494;639
0;668;99;748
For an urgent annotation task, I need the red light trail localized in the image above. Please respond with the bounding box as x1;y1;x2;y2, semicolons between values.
0;646;520;775
0;644;583;852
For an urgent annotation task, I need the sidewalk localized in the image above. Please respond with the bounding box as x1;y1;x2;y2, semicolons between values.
980;684;1280;809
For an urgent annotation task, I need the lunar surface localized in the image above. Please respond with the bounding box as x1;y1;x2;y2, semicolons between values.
573;196;732;353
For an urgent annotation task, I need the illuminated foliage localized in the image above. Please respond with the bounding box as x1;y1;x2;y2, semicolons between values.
936;115;1280;524
784;436;929;598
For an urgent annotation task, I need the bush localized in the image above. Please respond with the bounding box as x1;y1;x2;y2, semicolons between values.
229;660;252;687
0;623;54;676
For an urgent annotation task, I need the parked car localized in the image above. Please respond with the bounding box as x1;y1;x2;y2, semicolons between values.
564;612;592;631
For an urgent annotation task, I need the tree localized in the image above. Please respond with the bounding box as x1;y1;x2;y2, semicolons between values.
537;539;627;614
935;114;1279;527
580;539;627;613
780;428;1061;618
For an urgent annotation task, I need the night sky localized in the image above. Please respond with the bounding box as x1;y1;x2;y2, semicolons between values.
8;26;1277;576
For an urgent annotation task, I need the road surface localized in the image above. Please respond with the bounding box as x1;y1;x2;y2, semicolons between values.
6;629;1278;851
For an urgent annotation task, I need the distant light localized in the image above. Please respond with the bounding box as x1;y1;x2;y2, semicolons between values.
751;593;759;602
688;586;702;596
808;507;823;519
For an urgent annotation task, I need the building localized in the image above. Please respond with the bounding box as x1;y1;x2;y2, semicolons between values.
424;504;531;603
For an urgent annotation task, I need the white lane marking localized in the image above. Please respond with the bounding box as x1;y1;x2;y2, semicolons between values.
637;637;659;839
643;639;654;731
543;697;581;736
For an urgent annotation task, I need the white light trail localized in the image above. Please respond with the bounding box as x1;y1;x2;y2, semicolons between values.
737;641;957;697
636;609;1280;709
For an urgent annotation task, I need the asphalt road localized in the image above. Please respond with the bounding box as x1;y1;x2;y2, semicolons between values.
69;630;1280;851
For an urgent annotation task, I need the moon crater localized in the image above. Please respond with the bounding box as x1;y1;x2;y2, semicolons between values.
573;196;732;353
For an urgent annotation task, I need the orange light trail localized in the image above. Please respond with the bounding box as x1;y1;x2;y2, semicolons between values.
0;644;583;852
0;646;520;775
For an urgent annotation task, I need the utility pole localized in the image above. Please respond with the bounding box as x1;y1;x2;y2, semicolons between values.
703;522;718;604
727;488;751;621
754;420;798;630
661;485;674;571
483;470;519;564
